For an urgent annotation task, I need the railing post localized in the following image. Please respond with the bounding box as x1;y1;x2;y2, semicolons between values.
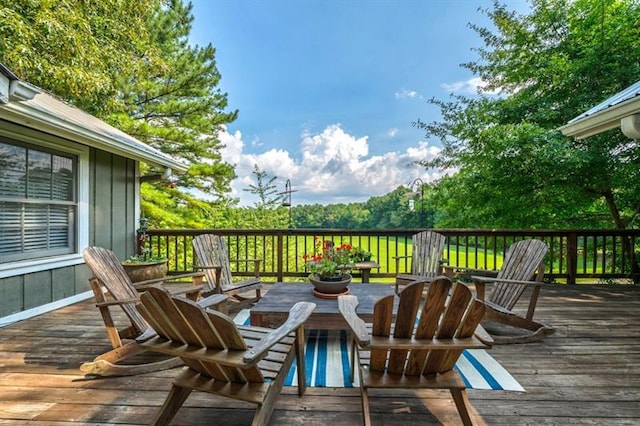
566;232;578;285
277;230;284;282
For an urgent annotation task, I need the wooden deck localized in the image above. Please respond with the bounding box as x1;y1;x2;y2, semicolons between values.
1;284;640;425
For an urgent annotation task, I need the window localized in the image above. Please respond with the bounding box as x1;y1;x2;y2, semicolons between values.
0;139;77;262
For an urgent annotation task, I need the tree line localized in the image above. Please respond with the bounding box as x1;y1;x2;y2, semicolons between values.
2;0;639;231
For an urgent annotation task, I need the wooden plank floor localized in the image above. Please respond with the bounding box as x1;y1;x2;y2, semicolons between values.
1;284;640;425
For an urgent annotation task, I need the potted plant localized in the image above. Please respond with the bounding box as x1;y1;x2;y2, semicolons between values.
302;237;354;295
121;217;168;282
351;246;373;262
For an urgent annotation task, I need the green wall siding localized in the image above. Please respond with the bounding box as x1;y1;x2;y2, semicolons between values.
0;146;137;318
90;149;137;259
53;266;77;300
23;271;52;309
0;276;23;317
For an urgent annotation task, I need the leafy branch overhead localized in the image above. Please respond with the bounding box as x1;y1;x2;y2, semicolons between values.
415;0;640;230
1;0;237;204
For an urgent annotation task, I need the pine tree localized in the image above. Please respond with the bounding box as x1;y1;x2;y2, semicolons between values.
109;0;237;198
244;164;282;209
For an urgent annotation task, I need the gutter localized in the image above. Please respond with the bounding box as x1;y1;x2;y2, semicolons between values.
559;95;640;140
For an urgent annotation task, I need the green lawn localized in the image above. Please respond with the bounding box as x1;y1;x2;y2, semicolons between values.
290;236;505;275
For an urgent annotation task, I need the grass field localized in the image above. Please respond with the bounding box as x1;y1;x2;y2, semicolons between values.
289;236;505;275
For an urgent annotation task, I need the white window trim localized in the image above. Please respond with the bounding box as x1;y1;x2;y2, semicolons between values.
0;123;89;278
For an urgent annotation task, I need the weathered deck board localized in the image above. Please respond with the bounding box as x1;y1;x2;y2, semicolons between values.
1;284;640;425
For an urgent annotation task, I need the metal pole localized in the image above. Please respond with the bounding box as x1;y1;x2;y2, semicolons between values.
279;179;296;228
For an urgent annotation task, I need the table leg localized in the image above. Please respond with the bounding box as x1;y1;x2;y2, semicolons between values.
361;268;371;283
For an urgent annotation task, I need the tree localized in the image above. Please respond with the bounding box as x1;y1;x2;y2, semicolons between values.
416;0;640;230
236;165;292;228
1;0;239;227
0;0;158;113
244;164;282;209
110;0;237;198
363;187;414;229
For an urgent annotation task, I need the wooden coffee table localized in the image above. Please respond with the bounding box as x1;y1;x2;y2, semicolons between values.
250;282;395;329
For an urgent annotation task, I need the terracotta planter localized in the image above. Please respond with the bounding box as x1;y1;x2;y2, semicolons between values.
122;260;168;283
309;273;352;295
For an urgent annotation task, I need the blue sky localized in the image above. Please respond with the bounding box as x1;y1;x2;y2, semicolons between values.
188;0;528;206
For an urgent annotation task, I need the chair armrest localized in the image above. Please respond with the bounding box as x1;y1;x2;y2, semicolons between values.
368;335;488;350
167;271;205;280
469;275;543;303
448;267;499;278
194;265;223;270
132;271;205;289
134;281;205;296
230;258;262;277
471;276;543;286
243;301;315;363
473;324;494;346
442;265;455;275
338;295;370;347
193;265;223;293
135;327;157;343
197;294;228;309
393;255;411;276
95;297;139;308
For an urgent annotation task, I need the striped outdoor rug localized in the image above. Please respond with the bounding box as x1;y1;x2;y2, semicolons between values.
234;310;524;391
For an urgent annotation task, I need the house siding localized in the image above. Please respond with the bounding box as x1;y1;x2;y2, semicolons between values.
0;146;137;318
0;276;23;317
89;148;137;258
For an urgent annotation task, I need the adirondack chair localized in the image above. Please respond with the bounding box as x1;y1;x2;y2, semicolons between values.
192;233;262;307
81;246;228;377
338;277;491;426
459;239;555;344
136;286;315;426
394;230;447;293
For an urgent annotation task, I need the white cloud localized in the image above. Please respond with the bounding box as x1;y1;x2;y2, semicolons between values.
218;124;443;206
218;127;245;163
441;77;501;95
388;128;399;137
395;88;419;99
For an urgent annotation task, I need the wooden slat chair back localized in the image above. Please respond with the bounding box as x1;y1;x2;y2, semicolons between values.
471;239;555;344
193;234;262;306
394;230;447;292
489;238;548;311
339;277;490;426
136;286;315;426
411;230;447;276
84;246;150;336
81;246;220;377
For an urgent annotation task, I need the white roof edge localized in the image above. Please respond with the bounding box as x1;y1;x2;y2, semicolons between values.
0;65;188;172
570;81;640;122
558;96;640;139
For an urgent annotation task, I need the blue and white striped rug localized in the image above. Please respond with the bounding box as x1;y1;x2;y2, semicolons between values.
234;310;524;391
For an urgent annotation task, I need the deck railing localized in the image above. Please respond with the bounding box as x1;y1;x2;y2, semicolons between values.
143;228;640;285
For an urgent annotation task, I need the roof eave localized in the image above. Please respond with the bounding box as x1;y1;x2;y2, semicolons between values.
0;69;188;172
559;96;640;139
